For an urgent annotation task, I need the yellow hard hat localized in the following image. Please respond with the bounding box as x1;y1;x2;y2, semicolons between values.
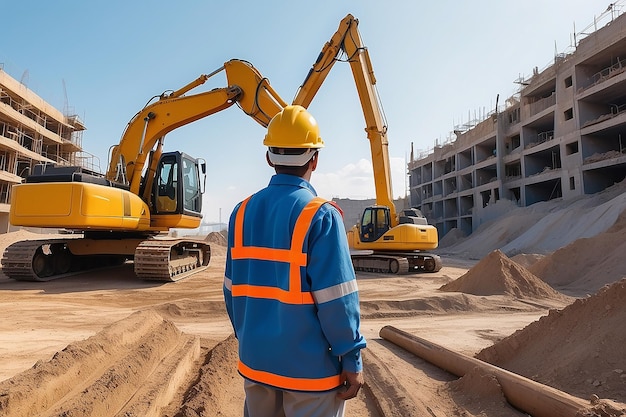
263;105;325;149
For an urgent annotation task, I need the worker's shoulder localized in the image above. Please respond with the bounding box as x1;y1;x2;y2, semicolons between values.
325;200;344;217
309;198;344;219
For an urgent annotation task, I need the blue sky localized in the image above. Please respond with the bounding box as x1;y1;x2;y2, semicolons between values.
1;1;617;223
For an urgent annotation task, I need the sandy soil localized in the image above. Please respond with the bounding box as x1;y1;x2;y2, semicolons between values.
0;241;546;417
1;181;626;417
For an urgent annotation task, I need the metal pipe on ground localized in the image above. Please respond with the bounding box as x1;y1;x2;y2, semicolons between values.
379;325;592;417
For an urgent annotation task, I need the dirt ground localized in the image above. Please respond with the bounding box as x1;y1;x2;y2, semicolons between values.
0;239;545;417
2;182;626;417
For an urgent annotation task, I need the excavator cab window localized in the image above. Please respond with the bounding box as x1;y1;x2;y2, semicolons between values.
154;156;178;213
359;206;391;242
153;152;203;216
182;157;202;213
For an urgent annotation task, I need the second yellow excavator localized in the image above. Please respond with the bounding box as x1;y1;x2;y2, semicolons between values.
293;14;442;273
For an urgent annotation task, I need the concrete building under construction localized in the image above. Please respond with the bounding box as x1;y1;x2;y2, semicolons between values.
408;4;626;238
0;67;89;233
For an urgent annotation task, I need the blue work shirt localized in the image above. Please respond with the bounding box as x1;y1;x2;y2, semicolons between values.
224;174;366;391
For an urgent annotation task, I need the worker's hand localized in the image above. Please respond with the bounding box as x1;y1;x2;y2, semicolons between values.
337;370;364;400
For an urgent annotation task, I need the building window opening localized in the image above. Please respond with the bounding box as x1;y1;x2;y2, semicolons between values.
564;108;574;120
565;76;573;88
566;141;579;155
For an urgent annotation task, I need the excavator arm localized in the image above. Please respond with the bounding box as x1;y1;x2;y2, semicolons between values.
293;14;397;224
107;59;287;196
292;14;441;274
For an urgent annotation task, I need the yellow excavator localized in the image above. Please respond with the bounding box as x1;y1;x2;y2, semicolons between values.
2;59;287;281
2;14;439;282
294;14;441;273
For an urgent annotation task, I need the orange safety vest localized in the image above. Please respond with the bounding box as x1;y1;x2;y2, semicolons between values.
229;195;343;391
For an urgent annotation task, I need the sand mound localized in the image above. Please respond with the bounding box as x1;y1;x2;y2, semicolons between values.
175;334;241;417
509;253;545;269
442;179;626;261
0;310;201;417
442;209;545;259
439;250;569;301
205;231;227;246
477;278;626;405
360;295;485;319
438;227;466;248
447;367;518;416
529;209;626;294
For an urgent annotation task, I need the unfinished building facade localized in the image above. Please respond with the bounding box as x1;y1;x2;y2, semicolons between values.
0;68;89;233
408;5;626;238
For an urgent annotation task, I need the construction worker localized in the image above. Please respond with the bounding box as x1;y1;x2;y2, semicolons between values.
223;105;366;417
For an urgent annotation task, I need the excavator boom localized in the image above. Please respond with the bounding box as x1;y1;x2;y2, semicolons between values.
293;15;441;274
108;59;287;194
294;14;396;221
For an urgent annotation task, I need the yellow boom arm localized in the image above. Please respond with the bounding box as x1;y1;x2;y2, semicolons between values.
293;14;397;225
106;59;287;196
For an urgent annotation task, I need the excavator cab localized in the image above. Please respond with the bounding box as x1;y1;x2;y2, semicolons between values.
359;206;391;242
153;151;204;217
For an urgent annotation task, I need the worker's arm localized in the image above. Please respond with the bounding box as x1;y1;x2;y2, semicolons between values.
307;204;367;375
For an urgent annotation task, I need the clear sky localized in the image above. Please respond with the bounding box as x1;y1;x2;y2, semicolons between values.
1;1;617;224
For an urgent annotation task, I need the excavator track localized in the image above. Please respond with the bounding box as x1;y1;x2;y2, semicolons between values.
351;252;442;275
134;239;211;282
1;237;211;282
1;238;126;282
351;254;410;274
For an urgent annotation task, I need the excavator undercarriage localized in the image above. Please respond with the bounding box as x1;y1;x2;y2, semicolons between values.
351;251;442;275
1;235;210;282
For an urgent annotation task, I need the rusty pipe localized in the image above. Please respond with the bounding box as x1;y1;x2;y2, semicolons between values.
380;325;592;417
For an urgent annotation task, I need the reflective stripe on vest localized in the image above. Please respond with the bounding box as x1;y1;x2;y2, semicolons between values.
238;361;342;392
230;196;327;305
